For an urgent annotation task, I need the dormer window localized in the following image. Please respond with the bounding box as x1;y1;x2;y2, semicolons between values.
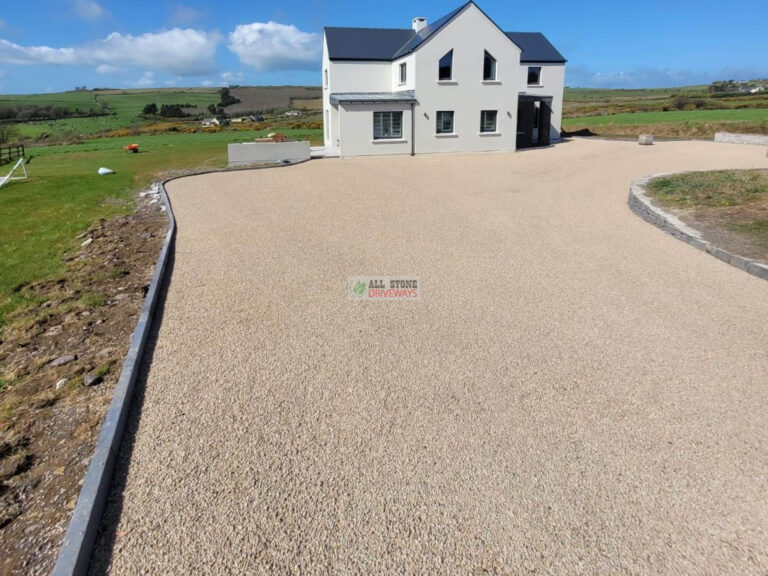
483;51;496;81
438;50;453;80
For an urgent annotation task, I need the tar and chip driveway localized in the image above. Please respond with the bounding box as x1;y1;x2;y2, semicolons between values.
93;140;768;574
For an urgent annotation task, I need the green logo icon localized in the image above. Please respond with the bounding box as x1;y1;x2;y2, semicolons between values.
352;280;366;297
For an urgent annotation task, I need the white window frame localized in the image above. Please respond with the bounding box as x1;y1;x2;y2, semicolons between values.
527;66;542;86
373;111;403;140
324;69;328;89
399;62;407;85
438;50;453;81
436;111;454;134
480;110;498;133
483;51;497;81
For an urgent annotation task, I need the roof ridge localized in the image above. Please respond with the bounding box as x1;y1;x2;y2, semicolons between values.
391;1;473;59
325;26;413;32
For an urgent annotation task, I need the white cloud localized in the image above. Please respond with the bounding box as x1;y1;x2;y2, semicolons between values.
0;29;220;76
69;0;107;21
566;66;707;89
566;65;768;89
134;71;155;87
221;71;243;83
228;22;320;71
201;79;214;87
170;4;202;26
96;63;119;74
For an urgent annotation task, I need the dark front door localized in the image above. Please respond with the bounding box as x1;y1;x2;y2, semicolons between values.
517;96;553;149
516;100;535;149
538;101;552;146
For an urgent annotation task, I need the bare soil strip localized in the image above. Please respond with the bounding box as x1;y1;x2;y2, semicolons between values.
0;198;166;575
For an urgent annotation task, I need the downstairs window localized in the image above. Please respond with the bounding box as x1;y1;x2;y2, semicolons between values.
373;111;403;139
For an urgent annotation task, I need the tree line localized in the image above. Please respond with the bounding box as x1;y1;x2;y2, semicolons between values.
0;105;107;122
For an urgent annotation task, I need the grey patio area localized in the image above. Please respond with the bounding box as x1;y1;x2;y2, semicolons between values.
92;139;768;575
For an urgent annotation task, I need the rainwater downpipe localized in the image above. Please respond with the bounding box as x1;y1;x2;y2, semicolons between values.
411;102;415;156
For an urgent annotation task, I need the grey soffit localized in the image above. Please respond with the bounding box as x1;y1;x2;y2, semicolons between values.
330;91;418;105
505;32;566;63
324;2;565;63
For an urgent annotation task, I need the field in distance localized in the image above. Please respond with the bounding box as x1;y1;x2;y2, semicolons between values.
563;85;768;138
0;86;322;140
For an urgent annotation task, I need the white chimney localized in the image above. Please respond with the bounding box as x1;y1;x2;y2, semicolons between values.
412;17;427;32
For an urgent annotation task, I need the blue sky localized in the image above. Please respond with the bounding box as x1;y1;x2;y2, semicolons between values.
1;0;767;93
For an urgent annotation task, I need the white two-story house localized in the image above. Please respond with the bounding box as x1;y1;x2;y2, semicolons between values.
322;1;566;157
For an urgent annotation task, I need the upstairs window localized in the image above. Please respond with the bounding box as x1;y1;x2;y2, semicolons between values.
438;50;453;80
399;62;407;84
483;51;497;81
527;66;542;85
436;111;454;134
480;110;497;133
373;111;403;139
324;68;328;89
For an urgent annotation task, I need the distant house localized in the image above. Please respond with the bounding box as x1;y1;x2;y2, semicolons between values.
202;118;220;127
750;86;764;94
285;110;302;117
322;1;566;157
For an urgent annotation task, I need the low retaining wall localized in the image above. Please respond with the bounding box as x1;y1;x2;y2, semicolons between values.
628;174;768;281
714;132;768;146
228;141;310;166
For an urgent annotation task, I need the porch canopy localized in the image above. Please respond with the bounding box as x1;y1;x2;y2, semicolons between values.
330;91;417;105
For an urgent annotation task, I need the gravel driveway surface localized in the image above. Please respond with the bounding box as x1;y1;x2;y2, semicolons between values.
91;139;768;575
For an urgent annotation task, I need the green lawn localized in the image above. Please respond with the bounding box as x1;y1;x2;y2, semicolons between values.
564;86;707;102
0;91;101;112
0;128;321;323
563;107;768;127
3;88;223;138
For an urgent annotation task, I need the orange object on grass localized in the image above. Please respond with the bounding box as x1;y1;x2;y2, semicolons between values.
123;144;139;153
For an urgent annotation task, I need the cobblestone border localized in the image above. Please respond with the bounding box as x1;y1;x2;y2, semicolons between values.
628;174;768;281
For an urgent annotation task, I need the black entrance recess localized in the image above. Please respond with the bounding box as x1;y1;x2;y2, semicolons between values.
517;95;552;149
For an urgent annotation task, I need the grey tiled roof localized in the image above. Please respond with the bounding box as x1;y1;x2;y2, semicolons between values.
505;32;566;63
324;2;565;64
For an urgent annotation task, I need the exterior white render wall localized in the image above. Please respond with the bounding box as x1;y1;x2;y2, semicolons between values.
322;35;335;147
322;32;393;147
518;62;565;141
323;4;565;155
337;102;413;157
392;54;416;91
411;4;521;154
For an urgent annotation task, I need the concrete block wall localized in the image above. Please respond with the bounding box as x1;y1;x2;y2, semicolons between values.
228;142;310;166
714;132;768;146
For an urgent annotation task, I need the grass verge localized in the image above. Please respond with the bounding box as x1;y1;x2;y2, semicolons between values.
0;128;320;324
646;169;768;262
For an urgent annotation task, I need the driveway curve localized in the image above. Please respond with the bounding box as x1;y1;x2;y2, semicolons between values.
92;139;768;575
